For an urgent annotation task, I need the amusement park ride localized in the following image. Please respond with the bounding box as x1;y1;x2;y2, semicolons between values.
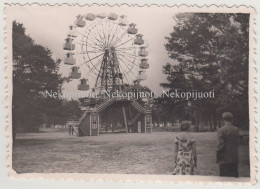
63;13;152;136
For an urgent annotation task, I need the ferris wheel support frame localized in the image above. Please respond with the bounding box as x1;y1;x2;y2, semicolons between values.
94;47;124;94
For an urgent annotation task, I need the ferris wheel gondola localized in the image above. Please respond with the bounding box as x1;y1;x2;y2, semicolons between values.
69;66;81;79
127;23;138;34
139;58;149;69
75;15;86;27
108;13;118;20
64;52;75;65
68;26;78;38
63;12;150;94
137;70;147;80
118;15;128;26
78;78;89;91
63;38;75;50
138;47;148;57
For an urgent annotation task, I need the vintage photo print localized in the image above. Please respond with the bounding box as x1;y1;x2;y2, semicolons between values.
4;4;256;183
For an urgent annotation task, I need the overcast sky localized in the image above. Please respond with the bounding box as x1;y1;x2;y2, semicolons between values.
6;5;179;99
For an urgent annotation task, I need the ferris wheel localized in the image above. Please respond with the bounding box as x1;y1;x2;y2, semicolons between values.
63;13;150;95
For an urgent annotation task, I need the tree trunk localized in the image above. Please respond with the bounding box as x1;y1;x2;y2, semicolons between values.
209;119;213;131
213;115;217;131
218;119;222;128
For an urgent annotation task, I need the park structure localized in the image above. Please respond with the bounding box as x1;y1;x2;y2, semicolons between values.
63;13;153;136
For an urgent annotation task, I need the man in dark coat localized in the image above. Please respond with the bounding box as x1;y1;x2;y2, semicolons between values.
216;112;239;177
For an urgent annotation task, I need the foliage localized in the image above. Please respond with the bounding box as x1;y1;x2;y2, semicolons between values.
160;13;249;129
12;21;75;133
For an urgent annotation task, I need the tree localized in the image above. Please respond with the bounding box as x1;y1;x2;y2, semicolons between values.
161;13;249;129
12;21;68;135
40;99;82;127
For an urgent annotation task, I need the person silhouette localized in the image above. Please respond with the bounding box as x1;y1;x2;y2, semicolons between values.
216;112;239;177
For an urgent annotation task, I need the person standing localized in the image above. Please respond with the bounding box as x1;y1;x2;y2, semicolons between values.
69;125;72;135
216;112;239;177
173;121;197;175
71;125;74;135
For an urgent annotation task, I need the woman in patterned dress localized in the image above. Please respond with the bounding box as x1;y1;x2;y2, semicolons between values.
173;121;197;175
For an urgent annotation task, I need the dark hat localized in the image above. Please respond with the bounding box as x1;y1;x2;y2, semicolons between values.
222;112;233;121
180;121;190;131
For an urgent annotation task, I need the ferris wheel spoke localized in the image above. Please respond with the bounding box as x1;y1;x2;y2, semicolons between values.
114;36;136;48
108;21;117;46
116;50;137;60
106;20;112;47
72;39;103;51
100;21;107;47
116;46;136;50
116;47;136;54
75;40;102;51
75;29;103;48
118;60;135;81
73;49;104;54
81;21;98;34
110;26;128;47
80;28;102;45
91;24;106;48
82;54;91;70
86;36;104;50
85;41;104;51
88;34;105;49
99;19;109;47
113;27;133;46
110;30;128;47
116;53;137;79
86;45;103;51
107;22;119;47
79;23;106;50
118;62;131;85
87;55;103;75
106;20;115;48
73;29;88;38
78;52;105;67
108;23;120;47
87;52;105;73
85;49;104;53
90;24;108;48
105;20;113;48
100;20;110;48
80;56;100;78
117;55;138;72
116;52;139;72
81;24;92;33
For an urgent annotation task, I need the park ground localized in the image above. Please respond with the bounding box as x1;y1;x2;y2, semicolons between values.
12;128;250;176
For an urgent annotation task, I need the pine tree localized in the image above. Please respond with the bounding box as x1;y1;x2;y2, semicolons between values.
161;13;249;129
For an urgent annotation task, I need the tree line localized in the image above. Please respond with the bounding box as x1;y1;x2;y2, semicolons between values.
155;13;249;130
12;21;82;139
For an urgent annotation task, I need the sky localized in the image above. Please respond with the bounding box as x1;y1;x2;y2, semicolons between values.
6;5;178;99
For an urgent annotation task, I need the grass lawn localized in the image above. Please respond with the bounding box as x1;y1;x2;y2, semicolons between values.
12;129;250;176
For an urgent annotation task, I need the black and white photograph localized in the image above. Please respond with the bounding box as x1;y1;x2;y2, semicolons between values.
5;4;255;182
